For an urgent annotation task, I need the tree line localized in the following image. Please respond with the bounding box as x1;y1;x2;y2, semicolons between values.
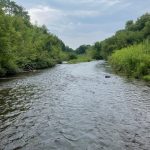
0;0;149;80
75;13;150;59
0;0;74;77
73;13;150;80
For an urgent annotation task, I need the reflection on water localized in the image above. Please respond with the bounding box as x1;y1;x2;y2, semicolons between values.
0;61;150;150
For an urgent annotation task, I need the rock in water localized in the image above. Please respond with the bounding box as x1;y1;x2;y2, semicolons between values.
105;75;111;78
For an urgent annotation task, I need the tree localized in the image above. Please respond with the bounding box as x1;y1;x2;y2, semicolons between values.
0;0;72;76
125;20;134;30
75;45;91;54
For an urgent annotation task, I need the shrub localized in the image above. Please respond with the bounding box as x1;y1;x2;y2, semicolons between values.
109;41;150;80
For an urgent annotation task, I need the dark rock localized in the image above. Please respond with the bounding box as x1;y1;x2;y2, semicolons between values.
105;75;111;78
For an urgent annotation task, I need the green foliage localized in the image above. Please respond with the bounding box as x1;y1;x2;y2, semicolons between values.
69;46;97;64
68;53;77;60
0;0;30;20
75;45;91;54
99;13;150;81
143;75;150;81
93;42;103;60
109;41;150;80
74;43;102;61
91;13;150;59
0;0;72;77
68;55;92;64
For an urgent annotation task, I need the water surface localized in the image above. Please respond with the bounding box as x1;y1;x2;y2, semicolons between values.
0;61;150;150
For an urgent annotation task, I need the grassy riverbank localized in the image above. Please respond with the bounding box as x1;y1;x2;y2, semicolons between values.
0;0;74;77
68;55;93;64
72;13;150;81
109;42;150;81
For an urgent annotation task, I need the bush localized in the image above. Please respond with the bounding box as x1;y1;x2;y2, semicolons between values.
143;75;150;81
68;55;92;64
109;41;150;80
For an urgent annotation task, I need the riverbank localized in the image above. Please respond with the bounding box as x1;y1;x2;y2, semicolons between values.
109;42;150;82
68;41;150;82
0;1;74;78
0;61;150;150
68;55;93;64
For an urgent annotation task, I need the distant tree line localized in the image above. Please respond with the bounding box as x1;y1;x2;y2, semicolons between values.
75;13;150;59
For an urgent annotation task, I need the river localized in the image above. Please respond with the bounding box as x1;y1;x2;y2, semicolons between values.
0;61;150;150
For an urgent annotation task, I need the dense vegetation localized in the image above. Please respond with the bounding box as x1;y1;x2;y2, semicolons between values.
93;13;150;59
109;41;150;80
69;43;102;63
74;13;150;81
0;0;149;81
107;14;150;81
0;0;73;77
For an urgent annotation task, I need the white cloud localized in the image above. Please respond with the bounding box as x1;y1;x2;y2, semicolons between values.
54;0;121;6
28;6;64;25
67;10;101;17
28;5;102;25
27;3;123;48
99;0;121;6
24;0;149;49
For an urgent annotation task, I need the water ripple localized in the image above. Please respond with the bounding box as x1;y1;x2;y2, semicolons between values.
0;61;150;150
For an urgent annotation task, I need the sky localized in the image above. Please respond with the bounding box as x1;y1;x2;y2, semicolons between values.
14;0;150;49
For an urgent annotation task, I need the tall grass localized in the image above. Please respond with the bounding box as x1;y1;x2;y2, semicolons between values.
68;55;92;64
109;41;150;81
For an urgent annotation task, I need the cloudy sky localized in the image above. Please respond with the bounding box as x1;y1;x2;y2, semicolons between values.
14;0;150;49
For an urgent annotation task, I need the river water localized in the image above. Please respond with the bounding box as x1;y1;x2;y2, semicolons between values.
0;61;150;150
